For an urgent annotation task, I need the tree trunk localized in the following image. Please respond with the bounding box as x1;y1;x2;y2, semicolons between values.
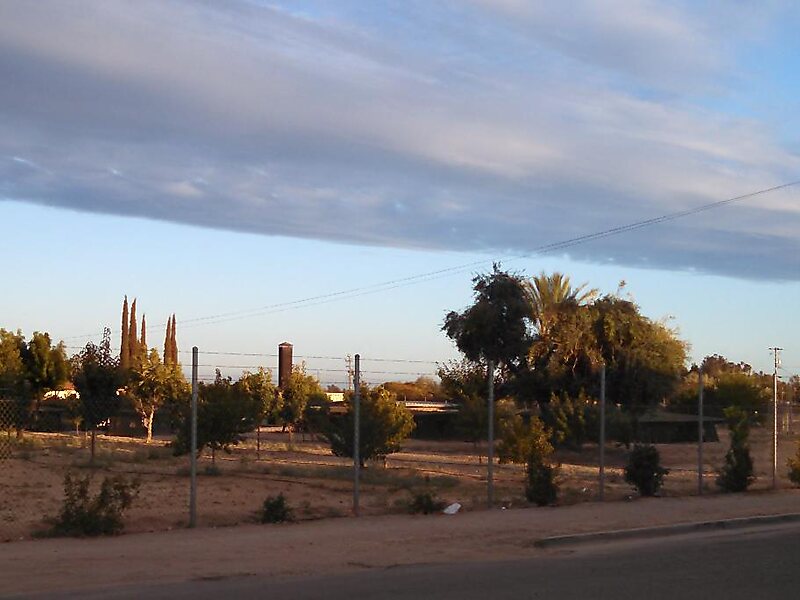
256;426;261;460
145;407;155;444
90;429;96;464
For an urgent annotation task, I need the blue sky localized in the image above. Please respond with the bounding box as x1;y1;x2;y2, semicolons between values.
1;1;798;382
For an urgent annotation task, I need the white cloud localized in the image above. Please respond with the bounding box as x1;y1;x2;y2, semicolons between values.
0;0;798;279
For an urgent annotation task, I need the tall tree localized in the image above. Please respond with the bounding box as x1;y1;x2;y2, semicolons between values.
163;318;171;365
120;296;130;371
525;272;597;339
442;264;532;374
129;349;188;443
128;299;138;369
140;314;147;359
73;328;124;461
170;315;178;365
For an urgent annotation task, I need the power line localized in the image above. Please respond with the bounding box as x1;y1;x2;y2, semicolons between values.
59;179;800;337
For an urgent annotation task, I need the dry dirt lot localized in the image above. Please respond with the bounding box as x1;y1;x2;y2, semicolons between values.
1;426;799;542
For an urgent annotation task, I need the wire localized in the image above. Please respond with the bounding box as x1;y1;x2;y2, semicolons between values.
59;179;800;336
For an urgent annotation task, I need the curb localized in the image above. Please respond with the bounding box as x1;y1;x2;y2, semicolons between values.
534;513;800;549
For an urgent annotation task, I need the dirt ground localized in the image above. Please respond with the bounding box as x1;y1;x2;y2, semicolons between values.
1;489;800;597
1;425;799;543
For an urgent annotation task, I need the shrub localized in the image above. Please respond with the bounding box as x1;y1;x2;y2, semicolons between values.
498;415;553;465
408;490;446;514
717;406;755;492
45;472;140;537
624;444;668;496
788;441;800;486
259;493;294;523
526;460;558;506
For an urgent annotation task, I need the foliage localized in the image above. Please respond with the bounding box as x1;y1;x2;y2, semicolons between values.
172;371;262;462
128;349;189;442
498;415;553;465
44;472;140;537
788;440;800;487
279;363;325;431
542;391;592;450
259;493;294;523
526;461;558;507
408;490;446;514
717;406;755;492
323;385;415;466
0;329;69;436
72;330;125;431
442;264;532;372
382;376;440;403
624;444;669;496
238;367;279;425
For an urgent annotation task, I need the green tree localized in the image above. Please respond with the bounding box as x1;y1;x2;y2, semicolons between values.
129;349;189;443
542;391;594;450
237;367;278;455
498;414;553;465
4;331;69;438
72;329;125;461
443;264;532;373
524;271;597;340
324;385;415;467
717;406;755;492
279;363;324;434
120;296;130;371
173;372;262;464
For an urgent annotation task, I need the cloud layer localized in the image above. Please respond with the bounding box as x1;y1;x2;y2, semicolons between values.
1;0;799;279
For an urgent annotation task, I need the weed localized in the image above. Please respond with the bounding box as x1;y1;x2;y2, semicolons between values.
42;472;140;537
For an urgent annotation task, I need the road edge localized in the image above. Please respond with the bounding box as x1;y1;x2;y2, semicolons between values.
534;512;800;548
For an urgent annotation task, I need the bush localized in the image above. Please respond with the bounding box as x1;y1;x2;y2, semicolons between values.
408;490;446;514
526;460;558;506
788;441;800;486
498;415;553;465
624;444;668;496
259;493;294;523
717;406;755;492
45;472;140;537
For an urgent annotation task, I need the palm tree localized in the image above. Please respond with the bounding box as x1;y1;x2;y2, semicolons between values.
524;272;597;338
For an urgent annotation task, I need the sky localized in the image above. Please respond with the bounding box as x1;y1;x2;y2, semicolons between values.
1;1;798;383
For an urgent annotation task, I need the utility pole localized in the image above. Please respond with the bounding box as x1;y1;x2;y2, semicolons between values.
353;354;361;516
698;365;704;495
770;347;782;490
345;354;353;392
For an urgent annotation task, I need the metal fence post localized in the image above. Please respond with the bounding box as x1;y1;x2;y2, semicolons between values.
599;364;606;501
487;360;495;509
353;353;360;516
189;346;198;528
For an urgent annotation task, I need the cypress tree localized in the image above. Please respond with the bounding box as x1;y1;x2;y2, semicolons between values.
140;314;147;358
129;299;138;369
163;318;171;365
170;314;179;365
120;296;130;370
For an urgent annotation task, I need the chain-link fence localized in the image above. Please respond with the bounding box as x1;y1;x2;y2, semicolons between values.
1;361;799;543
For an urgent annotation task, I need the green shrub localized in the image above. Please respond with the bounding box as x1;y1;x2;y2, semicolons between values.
259;493;294;523
44;472;140;537
408;490;446;514
717;406;754;492
525;460;558;506
498;415;553;464
788;441;800;486
624;444;668;496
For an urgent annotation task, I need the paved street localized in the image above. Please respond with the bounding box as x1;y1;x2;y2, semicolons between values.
21;523;800;599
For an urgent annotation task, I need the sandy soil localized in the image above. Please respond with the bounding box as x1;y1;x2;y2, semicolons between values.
1;489;799;597
1;426;798;545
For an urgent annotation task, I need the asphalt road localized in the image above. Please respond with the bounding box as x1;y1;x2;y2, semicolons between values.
18;524;800;600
